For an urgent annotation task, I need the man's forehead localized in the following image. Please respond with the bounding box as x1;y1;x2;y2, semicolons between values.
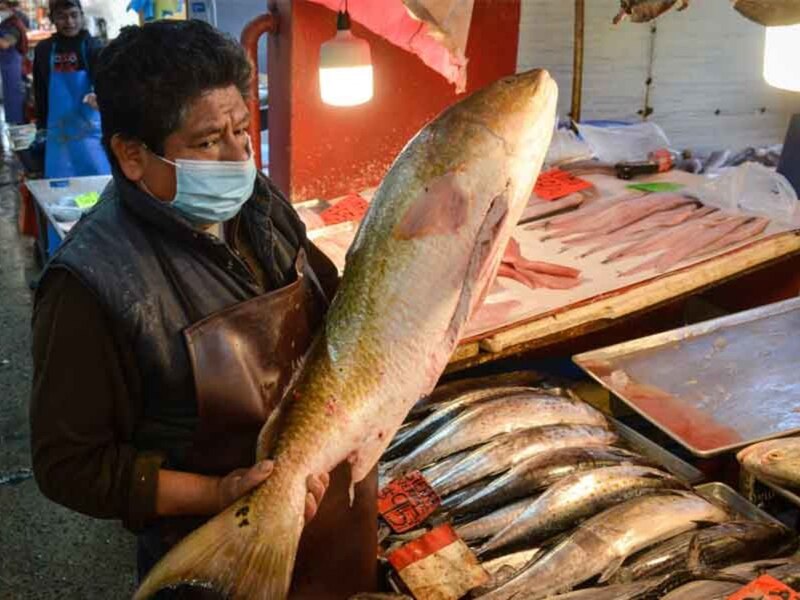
182;88;248;129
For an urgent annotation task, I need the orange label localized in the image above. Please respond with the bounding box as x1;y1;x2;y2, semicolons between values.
378;471;441;533
726;575;800;600
320;193;369;225
534;168;593;201
387;524;458;571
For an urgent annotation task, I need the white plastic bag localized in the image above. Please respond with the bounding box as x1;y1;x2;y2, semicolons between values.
689;163;800;225
545;124;594;166
576;121;671;164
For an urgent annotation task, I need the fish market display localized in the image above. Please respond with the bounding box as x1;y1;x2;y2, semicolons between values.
451;446;651;517
380;375;798;600
613;0;690;24
478;466;687;556
499;237;582;290
609;521;796;584
134;69;559;600
387;394;609;478
738;436;800;489
479;492;728;600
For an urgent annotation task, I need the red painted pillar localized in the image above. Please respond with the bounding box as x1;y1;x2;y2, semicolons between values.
268;0;522;202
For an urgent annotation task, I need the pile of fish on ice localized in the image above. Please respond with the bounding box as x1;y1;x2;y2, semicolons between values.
380;372;800;599
525;192;770;277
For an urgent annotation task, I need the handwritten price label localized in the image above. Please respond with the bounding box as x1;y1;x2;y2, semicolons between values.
727;575;800;600
534;169;593;201
378;471;441;533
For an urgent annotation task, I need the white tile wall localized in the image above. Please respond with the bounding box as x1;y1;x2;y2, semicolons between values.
517;0;800;152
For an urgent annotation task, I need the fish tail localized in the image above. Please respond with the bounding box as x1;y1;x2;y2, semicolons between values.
133;470;306;600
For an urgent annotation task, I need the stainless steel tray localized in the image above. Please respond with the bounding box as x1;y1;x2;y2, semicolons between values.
612;418;704;485
695;481;786;527
740;466;800;509
574;297;800;458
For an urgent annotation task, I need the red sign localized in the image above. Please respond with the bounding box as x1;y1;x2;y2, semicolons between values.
320;193;369;225
387;524;458;571
727;575;800;600
378;470;441;533
534;168;593;201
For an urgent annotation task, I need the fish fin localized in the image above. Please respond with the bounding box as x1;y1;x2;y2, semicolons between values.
133;473;306;600
597;556;627;584
393;172;471;240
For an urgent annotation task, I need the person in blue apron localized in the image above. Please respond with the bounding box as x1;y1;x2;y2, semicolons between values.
0;0;27;125
32;0;108;178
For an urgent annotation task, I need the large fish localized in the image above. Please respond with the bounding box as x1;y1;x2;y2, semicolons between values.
610;520;796;584
737;437;800;489
133;69;558;600
480;491;728;600
478;466;687;556
387;394;609;477
451;446;651;517
454;497;535;543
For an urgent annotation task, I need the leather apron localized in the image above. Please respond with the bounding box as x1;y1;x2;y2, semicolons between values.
141;248;378;599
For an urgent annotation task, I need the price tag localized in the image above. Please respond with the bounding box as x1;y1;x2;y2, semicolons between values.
388;524;489;600
727;575;800;600
378;471;440;533
320;193;369;225
533;168;593;201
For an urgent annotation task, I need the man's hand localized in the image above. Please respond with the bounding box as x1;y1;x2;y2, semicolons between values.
216;460;330;522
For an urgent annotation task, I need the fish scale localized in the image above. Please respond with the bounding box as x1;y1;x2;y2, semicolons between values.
134;69;558;600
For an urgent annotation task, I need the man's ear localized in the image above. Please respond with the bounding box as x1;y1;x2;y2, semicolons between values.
110;134;148;182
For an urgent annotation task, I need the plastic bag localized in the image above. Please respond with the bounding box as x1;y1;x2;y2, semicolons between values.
545;123;594;166
576;121;671;164
688;162;800;225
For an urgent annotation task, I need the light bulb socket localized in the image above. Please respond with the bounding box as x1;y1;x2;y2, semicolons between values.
336;10;351;31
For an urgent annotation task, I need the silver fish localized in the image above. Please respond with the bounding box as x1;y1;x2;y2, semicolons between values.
660;558;797;600
453;497;534;543
737;437;800;489
384;385;547;461
480;491;729;600
479;466;687;556
452;446;650;517
388;395;609;478
610;520;796;584
430;425;618;497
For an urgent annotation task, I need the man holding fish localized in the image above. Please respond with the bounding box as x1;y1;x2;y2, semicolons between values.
31;13;560;600
29;20;376;599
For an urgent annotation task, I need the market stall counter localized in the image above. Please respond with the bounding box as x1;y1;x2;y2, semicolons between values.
25;174;110;261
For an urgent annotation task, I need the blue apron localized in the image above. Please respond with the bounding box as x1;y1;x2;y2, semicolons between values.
44;39;111;178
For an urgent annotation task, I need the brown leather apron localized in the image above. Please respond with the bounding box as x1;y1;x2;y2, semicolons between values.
153;249;377;599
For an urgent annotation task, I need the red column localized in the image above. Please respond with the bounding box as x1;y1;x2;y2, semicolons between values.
268;0;522;202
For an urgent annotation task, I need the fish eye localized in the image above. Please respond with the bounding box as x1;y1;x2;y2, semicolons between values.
767;450;784;462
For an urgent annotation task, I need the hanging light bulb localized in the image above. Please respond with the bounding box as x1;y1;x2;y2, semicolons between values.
319;8;374;106
764;24;800;92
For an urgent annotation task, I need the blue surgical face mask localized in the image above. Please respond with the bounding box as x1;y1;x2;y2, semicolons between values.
148;142;257;225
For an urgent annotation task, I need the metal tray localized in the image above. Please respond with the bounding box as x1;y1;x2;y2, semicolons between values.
740;467;800;509
695;481;786;527
574;297;800;458
612;418;704;485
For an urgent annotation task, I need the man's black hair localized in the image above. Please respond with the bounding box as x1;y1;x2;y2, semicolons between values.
94;20;252;167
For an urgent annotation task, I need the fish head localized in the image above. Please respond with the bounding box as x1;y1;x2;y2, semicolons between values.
737;438;800;487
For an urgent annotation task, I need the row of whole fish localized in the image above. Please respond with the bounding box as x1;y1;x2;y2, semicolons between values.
380;374;799;599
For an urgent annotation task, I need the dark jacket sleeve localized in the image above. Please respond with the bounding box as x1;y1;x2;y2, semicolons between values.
30;268;164;532
33;38;50;128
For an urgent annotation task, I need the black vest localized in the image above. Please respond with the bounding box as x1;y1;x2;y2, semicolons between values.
43;172;316;468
